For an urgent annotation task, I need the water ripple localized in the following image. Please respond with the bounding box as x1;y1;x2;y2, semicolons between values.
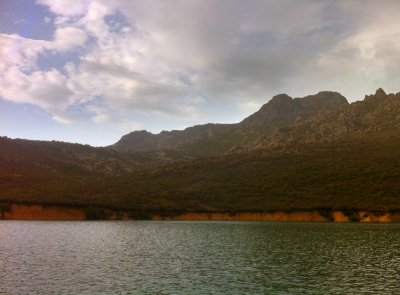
1;221;400;294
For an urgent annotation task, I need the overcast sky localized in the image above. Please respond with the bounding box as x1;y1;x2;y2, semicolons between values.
1;0;400;146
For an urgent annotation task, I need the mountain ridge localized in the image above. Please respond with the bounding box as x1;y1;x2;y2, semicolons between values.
251;88;400;151
110;91;348;155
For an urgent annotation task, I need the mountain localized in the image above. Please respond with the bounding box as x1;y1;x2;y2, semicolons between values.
1;89;400;217
110;91;348;156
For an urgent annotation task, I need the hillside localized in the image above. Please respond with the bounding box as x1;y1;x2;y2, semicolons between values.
2;130;400;215
0;137;194;178
1;89;400;217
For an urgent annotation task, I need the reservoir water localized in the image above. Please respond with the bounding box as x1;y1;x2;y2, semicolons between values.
1;221;399;294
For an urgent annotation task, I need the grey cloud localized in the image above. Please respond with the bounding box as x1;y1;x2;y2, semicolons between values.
76;59;194;114
68;0;400;120
113;0;355;105
4;0;400;133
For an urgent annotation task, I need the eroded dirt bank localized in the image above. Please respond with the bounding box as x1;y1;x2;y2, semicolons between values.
153;211;398;222
0;204;129;221
1;204;85;221
1;203;400;222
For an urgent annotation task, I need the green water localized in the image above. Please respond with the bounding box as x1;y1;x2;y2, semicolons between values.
1;221;399;294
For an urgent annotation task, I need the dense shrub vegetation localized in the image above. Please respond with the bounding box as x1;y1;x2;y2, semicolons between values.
1;90;400;214
1;133;400;214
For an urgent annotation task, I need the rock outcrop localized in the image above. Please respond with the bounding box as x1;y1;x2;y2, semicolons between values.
252;89;400;150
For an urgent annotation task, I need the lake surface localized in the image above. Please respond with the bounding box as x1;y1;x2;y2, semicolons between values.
1;221;400;295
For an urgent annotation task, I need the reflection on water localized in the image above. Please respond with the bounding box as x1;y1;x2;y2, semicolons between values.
1;221;400;294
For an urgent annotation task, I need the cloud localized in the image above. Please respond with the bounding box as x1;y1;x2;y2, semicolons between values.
0;66;74;122
2;0;400;133
37;0;89;17
0;26;88;122
302;1;400;99
52;27;88;51
0;26;87;68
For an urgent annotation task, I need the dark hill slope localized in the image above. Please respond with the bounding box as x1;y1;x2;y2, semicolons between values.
0;137;186;178
2;131;400;213
96;132;400;213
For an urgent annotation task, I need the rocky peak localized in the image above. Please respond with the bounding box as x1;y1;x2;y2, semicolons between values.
239;94;299;127
241;91;347;127
112;130;158;152
295;91;348;115
269;94;293;104
128;130;153;136
375;88;386;96
364;88;389;102
298;91;348;105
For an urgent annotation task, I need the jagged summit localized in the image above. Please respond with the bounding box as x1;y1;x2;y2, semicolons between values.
364;88;393;102
252;88;400;150
375;88;386;96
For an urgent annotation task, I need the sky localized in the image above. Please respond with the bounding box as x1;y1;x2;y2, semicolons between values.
1;0;400;146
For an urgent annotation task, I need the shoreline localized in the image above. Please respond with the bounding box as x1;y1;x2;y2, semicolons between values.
1;203;400;222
